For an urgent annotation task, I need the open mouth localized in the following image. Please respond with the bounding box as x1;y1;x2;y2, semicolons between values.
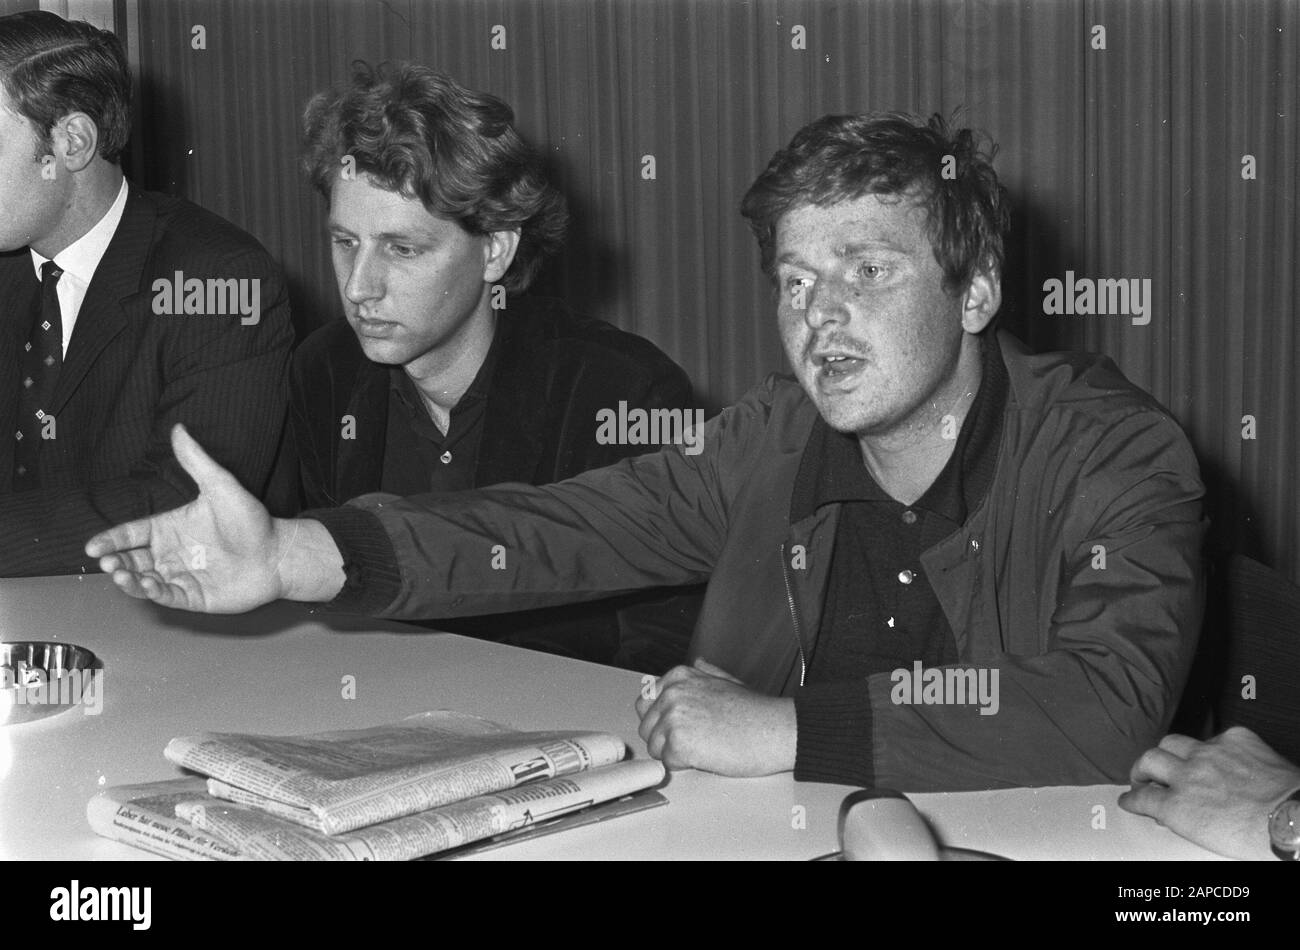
815;354;866;379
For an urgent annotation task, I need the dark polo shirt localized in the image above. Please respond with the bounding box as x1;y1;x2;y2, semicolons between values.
791;335;1008;786
380;326;501;496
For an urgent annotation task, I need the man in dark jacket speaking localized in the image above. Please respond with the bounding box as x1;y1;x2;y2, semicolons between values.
87;112;1205;792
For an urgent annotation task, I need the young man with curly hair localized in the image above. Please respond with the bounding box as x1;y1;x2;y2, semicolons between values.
289;64;701;672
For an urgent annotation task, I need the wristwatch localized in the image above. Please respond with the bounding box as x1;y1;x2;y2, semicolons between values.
1267;786;1300;860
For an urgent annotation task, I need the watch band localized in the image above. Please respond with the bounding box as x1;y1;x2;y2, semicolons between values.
1268;786;1300;861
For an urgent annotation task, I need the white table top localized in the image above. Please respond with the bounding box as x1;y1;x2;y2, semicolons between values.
0;576;1221;860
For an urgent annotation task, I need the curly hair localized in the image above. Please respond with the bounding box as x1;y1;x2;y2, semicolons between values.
302;62;567;294
0;11;131;164
740;111;1010;296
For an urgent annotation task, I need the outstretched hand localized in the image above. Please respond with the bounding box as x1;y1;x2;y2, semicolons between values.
85;423;292;613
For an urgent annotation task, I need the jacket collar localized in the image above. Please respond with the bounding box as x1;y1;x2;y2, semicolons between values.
49;185;156;415
387;314;502;434
788;332;1008;525
29;177;129;287
339;298;553;492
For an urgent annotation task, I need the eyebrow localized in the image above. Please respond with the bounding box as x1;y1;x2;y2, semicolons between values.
775;241;909;268
326;223;428;243
834;240;910;257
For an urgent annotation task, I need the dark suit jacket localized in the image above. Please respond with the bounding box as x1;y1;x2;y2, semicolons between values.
290;296;703;672
0;186;294;576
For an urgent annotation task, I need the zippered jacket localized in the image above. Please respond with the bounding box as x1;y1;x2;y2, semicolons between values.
311;330;1206;790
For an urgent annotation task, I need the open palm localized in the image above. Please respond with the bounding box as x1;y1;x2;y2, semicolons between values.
85;424;287;613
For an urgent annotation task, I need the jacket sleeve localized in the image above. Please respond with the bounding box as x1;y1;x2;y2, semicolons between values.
576;354;705;674
0;251;293;576
847;409;1206;791
305;381;780;621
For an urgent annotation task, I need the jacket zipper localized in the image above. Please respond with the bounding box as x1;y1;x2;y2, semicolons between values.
780;542;807;687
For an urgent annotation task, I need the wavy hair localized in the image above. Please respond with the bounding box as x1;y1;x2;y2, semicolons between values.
740;111;1010;296
302;62;567;293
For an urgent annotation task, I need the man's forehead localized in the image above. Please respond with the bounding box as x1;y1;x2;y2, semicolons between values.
327;172;450;232
774;193;928;254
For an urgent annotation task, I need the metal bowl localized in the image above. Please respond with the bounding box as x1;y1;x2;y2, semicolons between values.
1;641;99;726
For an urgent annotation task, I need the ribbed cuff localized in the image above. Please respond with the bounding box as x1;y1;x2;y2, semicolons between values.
793;682;875;787
300;505;403;615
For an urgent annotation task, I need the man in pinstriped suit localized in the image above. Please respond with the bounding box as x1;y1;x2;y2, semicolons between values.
0;11;292;576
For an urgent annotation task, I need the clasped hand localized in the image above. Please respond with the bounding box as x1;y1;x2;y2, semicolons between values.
635;657;796;776
1120;726;1300;860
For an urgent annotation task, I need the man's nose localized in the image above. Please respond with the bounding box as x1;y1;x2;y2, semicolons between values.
343;246;384;305
803;278;852;330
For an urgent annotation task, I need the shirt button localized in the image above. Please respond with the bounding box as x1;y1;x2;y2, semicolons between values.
901;509;917;525
440;451;453;464
898;569;914;585
969;538;981;555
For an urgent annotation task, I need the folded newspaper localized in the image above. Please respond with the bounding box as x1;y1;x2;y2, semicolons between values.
86;711;666;860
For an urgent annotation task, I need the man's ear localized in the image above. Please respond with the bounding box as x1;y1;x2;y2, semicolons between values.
482;229;521;284
51;112;100;173
960;266;1001;334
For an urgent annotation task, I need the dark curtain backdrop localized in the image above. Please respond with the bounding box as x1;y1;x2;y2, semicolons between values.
123;0;1298;585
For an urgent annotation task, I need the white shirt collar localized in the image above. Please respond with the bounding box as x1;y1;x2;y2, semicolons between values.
30;177;130;285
